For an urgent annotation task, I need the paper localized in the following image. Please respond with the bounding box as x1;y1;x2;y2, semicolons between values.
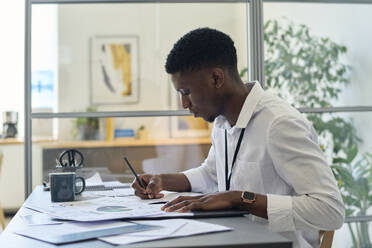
157;191;202;201
81;188;132;197
128;221;186;237
81;189;197;201
82;190;117;198
110;187;198;199
103;181;130;188
142;191;203;204
85;172;104;187
100;219;232;245
19;207;64;226
21;213;64;226
15;220;158;244
26;196;193;222
113;187;134;197
81;182;132;197
85;178;131;192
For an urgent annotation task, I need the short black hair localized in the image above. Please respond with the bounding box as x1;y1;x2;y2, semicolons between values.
165;27;238;76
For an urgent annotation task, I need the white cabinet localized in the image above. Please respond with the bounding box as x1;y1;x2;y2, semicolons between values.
0;143;45;211
0;145;24;210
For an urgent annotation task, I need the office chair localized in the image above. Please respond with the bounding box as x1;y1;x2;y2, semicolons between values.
320;230;335;248
0;152;6;229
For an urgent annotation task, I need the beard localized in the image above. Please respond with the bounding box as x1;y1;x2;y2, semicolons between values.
204;106;223;123
206;114;218;123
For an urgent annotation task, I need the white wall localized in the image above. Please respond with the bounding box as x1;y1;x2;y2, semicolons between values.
0;1;25;138
56;3;248;140
0;1;26;211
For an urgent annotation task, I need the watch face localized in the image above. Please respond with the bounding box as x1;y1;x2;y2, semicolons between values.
243;191;255;200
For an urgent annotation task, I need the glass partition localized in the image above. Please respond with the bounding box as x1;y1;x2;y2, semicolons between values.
31;2;249;113
32;116;212;186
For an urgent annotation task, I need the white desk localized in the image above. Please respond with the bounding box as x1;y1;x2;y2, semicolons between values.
0;187;292;248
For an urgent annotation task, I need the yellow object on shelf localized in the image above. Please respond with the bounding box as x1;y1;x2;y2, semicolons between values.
136;129;149;140
106;118;114;141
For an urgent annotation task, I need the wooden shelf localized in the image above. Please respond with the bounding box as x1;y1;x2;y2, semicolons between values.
0;138;54;145
0;138;23;145
38;137;212;149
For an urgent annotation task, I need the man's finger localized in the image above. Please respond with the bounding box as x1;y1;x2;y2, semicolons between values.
132;180;147;194
161;196;196;210
162;196;203;212
163;200;195;212
138;175;150;187
177;202;203;213
153;193;164;199
134;190;150;199
146;177;161;195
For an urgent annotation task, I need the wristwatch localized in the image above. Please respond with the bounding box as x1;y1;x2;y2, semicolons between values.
241;191;256;204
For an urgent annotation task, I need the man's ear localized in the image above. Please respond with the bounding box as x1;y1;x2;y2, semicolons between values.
212;68;225;89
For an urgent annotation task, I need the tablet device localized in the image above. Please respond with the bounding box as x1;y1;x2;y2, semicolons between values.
129;209;249;220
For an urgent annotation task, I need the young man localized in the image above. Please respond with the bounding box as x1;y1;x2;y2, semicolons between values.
132;27;344;247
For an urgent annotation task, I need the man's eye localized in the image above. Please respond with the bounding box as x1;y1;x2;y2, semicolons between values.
179;90;190;96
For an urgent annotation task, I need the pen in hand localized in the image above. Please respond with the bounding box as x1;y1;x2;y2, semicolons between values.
123;156;147;190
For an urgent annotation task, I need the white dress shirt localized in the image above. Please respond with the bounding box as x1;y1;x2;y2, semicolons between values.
183;82;345;248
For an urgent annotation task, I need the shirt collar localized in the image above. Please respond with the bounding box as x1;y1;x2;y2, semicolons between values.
215;81;265;130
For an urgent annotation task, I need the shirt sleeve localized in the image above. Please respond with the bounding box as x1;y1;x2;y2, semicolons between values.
182;128;218;193
266;116;345;232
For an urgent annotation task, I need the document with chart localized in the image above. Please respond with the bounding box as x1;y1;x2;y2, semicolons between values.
25;196;193;222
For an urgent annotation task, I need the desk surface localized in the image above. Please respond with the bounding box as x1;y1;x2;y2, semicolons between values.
0;187;292;248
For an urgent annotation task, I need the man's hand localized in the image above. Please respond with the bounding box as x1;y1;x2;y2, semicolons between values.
161;191;242;212
131;174;164;199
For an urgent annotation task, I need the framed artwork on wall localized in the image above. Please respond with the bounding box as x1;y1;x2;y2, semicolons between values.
90;36;139;105
168;80;211;138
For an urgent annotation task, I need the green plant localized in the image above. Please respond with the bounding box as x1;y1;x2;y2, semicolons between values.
240;18;362;154
241;18;369;247
74;107;99;140
263;19;350;108
240;18;360;156
332;146;372;247
75;107;99;129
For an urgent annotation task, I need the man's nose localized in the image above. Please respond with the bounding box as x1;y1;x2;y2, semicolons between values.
181;95;191;109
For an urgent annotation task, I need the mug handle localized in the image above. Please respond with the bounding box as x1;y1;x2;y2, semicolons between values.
75;177;86;195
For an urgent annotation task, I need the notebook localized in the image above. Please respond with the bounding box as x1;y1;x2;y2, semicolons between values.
43;180;130;192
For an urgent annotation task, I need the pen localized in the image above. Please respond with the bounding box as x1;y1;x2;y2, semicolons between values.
123;156;147;189
149;201;168;205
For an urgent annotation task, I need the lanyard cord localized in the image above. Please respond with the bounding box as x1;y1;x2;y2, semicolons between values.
225;128;246;191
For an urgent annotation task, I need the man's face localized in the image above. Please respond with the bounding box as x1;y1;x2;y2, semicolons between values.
171;68;222;122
